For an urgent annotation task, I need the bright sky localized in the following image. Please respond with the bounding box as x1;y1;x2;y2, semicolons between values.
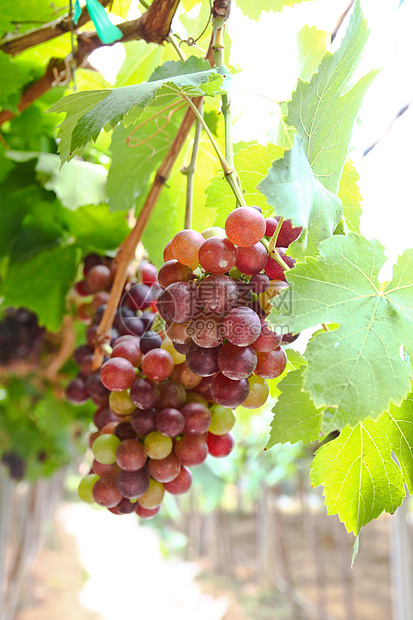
90;0;413;278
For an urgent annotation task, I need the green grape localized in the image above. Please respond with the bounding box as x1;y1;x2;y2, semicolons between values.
109;389;136;415
92;434;121;465
208;405;236;435
78;473;99;503
144;431;173;460
138;478;165;509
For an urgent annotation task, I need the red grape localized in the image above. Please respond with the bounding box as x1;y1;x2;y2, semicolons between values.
211;373;250;407
181;402;212;435
116;469;149;499
171;229;204;268
93;477;123;508
223;306;261;346
163;465;192;494
174;435;208;467
198;237;236;274
235;243;268;276
100;358;136;392
142;348;174;381
147;453;181;483
217;343;257;380
115;439;147;471
156;408;185;437
207;432;235;458
158;260;192;289
225;207;266;247
255;347;287;379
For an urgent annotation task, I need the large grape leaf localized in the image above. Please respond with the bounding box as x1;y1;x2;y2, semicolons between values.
310;420;405;534
338;160;362;234
258;136;342;258
286;0;379;194
267;367;323;447
237;0;314;21
205;142;284;225
48;58;223;164
267;233;413;427
0;244;79;331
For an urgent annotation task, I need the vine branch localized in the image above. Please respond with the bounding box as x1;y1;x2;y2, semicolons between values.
0;0;182;128
181;102;203;229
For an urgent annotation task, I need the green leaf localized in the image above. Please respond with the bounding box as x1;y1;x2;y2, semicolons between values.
107;102;186;213
380;394;413;493
338;160;362;233
310;420;405;534
35;153;107;210
258;136;342;258
0;0;66;35
48;90;110;164
268;233;413;427
205;142;284;226
0;52;28;110
267;367;323;448
296;25;329;83
49;59;222;163
62;205;130;253
237;0;314;21
286;0;379;193
0;244;79;331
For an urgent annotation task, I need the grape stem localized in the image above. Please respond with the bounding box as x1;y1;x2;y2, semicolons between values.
139;0;186;62
268;216;284;254
212;16;245;205
180;92;247;208
181;101;203;229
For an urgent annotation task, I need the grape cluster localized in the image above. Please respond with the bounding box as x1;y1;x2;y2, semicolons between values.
0;308;45;366
68;255;236;518
157;207;301;409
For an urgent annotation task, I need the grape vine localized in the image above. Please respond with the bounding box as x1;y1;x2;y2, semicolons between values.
0;0;412;542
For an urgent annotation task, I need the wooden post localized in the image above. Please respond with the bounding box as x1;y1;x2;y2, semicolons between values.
390;498;413;620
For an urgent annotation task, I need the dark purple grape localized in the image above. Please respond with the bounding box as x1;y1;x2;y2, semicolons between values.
157;380;186;410
66;374;89;405
181;403;212;435
211;373;250;407
83;253;102;276
93;407;118;430
173;342;188;355
186;341;220;377
156;408;185;437
116;498;136;514
249;273;270;294
140;331;162;354
217;343;257;380
86;265;112;292
140;311;155;331
116;469;149;499
74;344;93;366
131;408;158;435
130;377;160;409
86;372;110;406
118;316;145;337
126;283;152;311
114;422;137;441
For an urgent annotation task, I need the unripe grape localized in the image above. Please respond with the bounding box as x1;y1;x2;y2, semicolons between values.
242;375;269;409
208;405;235;435
144;431;173;460
109;390;136;416
78;474;99;503
92;434;121;465
138;478;165;509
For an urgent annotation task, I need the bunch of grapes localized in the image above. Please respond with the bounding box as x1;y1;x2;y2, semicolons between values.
0;308;46;366
156;206;301;409
68;254;236;518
